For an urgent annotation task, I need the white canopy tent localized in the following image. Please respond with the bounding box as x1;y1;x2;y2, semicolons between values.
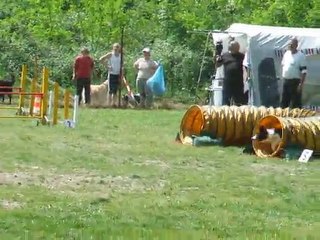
211;23;320;107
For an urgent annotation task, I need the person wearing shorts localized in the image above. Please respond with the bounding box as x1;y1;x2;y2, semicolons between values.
99;43;123;107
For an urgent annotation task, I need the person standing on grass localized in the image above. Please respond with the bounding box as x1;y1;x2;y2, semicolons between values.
134;47;158;108
73;47;94;105
216;40;246;106
99;43;123;107
281;38;307;109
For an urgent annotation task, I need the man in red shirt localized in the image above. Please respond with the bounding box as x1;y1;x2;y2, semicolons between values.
73;47;94;105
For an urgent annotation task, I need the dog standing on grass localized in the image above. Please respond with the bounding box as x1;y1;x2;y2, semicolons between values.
81;80;109;107
81;80;141;108
0;73;15;104
122;93;141;108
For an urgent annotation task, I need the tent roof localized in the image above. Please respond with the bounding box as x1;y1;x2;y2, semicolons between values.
226;23;320;38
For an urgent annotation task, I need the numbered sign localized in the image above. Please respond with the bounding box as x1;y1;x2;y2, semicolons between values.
298;149;313;163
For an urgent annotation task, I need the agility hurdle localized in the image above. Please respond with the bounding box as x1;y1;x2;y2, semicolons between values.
45;82;79;128
0;63;79;127
0;65;50;125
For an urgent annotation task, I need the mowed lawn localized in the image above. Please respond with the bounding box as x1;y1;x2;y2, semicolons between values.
0;107;319;239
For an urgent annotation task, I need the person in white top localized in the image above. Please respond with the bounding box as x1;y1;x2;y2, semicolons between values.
99;43;123;107
134;47;158;108
281;38;307;108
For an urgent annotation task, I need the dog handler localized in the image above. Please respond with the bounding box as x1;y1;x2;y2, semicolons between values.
281;38;307;109
216;41;246;106
133;47;158;108
73;47;94;105
99;43;123;107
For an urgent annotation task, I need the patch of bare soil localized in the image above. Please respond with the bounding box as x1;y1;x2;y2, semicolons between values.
0;200;24;210
154;100;189;110
133;160;170;169
0;171;166;196
250;163;301;176
85;99;189;110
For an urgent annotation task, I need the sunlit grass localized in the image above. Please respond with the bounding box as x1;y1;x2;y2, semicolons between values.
0;107;319;239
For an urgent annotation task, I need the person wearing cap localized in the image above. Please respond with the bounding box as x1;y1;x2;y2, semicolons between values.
281;38;307;108
73;47;94;105
134;47;158;108
99;43;123;107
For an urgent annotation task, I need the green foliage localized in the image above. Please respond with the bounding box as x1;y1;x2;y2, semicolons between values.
0;0;319;99
307;0;320;27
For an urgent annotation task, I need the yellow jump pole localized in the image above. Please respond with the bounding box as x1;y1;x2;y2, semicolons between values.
29;78;37;116
0;106;20;110
53;82;59;125
18;65;27;115
64;89;70;120
0;115;43;119
40;67;49;124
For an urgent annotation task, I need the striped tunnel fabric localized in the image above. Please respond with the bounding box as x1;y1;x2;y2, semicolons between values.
274;48;320;58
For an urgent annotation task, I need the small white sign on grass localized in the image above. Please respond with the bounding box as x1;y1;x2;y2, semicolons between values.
298;149;313;163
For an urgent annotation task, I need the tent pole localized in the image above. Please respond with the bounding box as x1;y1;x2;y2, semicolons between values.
118;26;125;108
196;32;210;90
187;29;245;35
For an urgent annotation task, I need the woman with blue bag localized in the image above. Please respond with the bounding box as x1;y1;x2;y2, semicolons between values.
147;61;165;97
134;47;158;108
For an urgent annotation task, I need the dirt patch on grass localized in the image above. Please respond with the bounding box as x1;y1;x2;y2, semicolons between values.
0;171;166;196
86;100;189;110
250;163;300;176
0;199;24;210
134;160;170;169
154;100;188;110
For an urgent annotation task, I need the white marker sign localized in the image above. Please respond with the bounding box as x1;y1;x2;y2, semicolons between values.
298;149;313;163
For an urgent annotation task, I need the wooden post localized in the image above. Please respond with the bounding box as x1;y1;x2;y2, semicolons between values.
18;65;27;114
118;26;125;108
53;82;59;125
64;89;70;120
34;55;39;92
29;78;37;116
40;67;49;124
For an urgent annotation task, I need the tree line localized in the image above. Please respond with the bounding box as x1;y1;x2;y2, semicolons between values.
0;0;319;100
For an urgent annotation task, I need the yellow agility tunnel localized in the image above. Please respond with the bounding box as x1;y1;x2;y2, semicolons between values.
179;105;317;145
252;115;320;158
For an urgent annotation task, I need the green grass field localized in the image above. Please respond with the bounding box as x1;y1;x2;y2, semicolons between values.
0;107;319;239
